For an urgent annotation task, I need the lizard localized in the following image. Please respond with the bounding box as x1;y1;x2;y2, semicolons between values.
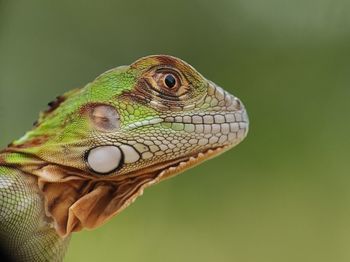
0;55;249;261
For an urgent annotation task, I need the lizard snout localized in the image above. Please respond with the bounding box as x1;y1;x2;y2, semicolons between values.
206;82;249;146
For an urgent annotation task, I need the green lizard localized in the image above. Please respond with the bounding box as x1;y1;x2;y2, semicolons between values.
0;55;248;261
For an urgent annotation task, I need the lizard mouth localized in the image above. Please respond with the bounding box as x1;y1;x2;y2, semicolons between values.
108;108;249;218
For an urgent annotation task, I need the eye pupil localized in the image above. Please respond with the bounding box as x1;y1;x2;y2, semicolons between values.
164;74;176;88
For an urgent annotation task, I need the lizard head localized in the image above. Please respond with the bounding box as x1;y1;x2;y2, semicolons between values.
5;55;249;237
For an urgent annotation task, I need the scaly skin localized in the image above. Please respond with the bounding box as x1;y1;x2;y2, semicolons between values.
0;55;248;261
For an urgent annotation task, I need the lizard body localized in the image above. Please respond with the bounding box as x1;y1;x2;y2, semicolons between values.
0;55;248;261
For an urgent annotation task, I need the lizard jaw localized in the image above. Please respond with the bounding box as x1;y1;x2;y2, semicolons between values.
115;145;232;214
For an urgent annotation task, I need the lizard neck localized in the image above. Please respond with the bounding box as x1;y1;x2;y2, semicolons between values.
0;151;70;261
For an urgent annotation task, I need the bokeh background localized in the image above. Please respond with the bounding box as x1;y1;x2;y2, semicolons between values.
0;1;349;261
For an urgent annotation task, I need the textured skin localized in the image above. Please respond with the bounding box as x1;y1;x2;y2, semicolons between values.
0;55;248;261
0;167;70;261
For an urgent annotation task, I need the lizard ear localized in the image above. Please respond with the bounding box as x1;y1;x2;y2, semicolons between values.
36;165;155;237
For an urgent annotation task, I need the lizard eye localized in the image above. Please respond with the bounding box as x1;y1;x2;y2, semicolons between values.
143;67;189;99
164;74;176;89
152;70;188;97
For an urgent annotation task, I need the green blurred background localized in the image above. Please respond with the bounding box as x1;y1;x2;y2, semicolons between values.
0;1;349;261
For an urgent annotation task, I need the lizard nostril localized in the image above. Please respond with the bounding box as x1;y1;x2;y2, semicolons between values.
235;98;242;109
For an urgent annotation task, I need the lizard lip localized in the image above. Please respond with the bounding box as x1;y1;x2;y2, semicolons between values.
155;145;232;181
117;144;232;183
122;111;249;147
124;111;248;129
